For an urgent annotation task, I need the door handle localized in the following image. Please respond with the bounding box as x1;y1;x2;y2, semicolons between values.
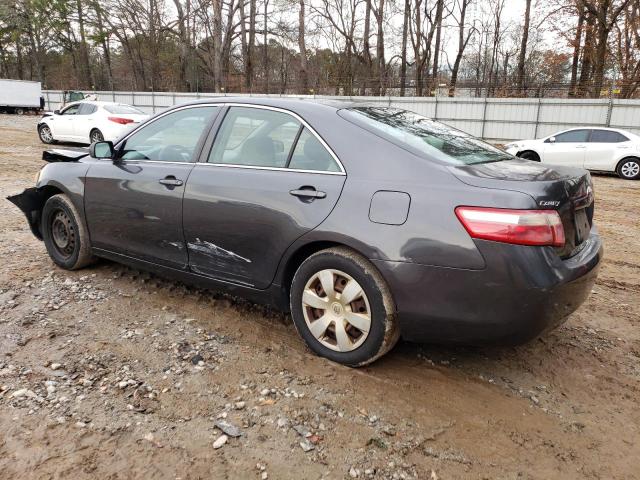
159;176;184;187
289;188;326;199
575;145;587;149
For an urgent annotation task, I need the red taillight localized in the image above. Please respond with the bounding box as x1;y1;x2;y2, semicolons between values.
108;116;134;125
455;206;565;247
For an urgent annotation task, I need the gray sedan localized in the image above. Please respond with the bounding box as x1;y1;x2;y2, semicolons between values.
8;98;602;366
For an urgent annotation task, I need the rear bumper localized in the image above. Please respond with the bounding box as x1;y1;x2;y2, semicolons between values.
373;228;603;345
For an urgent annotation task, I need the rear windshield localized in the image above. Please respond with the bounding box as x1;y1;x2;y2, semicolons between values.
338;106;511;165
104;104;145;115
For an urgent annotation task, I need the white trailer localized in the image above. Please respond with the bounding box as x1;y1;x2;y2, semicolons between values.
0;79;43;114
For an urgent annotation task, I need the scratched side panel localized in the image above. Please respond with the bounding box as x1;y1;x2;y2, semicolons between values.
183;166;345;289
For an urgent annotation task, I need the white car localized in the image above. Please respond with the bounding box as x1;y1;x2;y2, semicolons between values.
37;101;149;145
504;127;640;180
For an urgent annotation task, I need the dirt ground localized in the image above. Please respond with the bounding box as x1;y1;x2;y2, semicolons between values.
0;113;638;480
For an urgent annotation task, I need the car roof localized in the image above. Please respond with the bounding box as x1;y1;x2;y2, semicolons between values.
165;96;354;114
64;100;138;107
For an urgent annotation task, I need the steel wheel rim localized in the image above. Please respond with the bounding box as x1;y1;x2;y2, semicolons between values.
50;209;75;258
41;126;53;142
621;161;639;178
301;268;371;352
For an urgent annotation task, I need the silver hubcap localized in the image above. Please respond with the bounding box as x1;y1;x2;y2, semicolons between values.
621;161;639;178
91;131;102;142
41;127;53;142
301;269;371;352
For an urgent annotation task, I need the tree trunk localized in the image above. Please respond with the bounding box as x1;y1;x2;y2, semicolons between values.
515;0;531;94
400;0;410;96
569;3;585;97
263;0;268;93
76;0;94;88
362;0;372;95
245;0;257;90
577;11;595;97
430;0;444;96
375;0;385;95
449;0;471;97
212;0;223;92
298;0;308;93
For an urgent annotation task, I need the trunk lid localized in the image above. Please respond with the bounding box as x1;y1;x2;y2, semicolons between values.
451;159;594;258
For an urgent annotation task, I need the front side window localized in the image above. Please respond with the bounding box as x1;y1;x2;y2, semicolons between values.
120;106;218;162
61;104;80;115
209;107;302;168
589;130;628;143
338;107;511;166
553;129;590;143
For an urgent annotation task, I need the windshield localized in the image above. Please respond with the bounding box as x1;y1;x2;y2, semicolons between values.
104;104;145;115
339;106;511;166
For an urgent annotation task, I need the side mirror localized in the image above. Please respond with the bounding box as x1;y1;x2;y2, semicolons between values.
549;136;556;143
53;109;60;115
90;141;115;159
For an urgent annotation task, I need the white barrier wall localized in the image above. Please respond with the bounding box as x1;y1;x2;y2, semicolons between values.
42;91;640;141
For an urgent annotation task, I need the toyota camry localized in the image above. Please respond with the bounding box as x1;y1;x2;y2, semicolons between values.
8;98;603;366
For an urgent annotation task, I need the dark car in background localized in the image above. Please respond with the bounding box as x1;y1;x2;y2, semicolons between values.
8;98;602;366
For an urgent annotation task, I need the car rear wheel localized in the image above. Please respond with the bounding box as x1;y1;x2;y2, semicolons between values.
42;194;95;270
290;247;399;367
617;158;640;180
38;125;54;144
518;150;540;162
90;129;104;143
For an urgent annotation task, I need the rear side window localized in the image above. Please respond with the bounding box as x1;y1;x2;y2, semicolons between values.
288;128;340;172
104;104;145;115
553;129;590;143
210;107;301;168
589;130;628;143
77;103;97;115
209;106;340;172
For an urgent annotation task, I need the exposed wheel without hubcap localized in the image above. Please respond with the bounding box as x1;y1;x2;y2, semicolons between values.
620;160;640;179
301;268;371;352
50;209;76;259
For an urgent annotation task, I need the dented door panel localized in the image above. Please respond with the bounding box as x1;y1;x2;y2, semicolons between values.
183;166;345;289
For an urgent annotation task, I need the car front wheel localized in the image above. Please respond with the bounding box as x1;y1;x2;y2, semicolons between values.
42;194;95;270
617;158;640;180
38;125;54;144
290;247;399;367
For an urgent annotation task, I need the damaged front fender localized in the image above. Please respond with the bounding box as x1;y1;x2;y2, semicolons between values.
7;187;47;239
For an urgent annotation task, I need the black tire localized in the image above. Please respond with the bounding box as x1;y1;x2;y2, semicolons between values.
90;129;104;143
38;124;55;144
290;247;399;367
15;107;24;115
41;194;95;270
616;157;640;180
518;150;540;162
